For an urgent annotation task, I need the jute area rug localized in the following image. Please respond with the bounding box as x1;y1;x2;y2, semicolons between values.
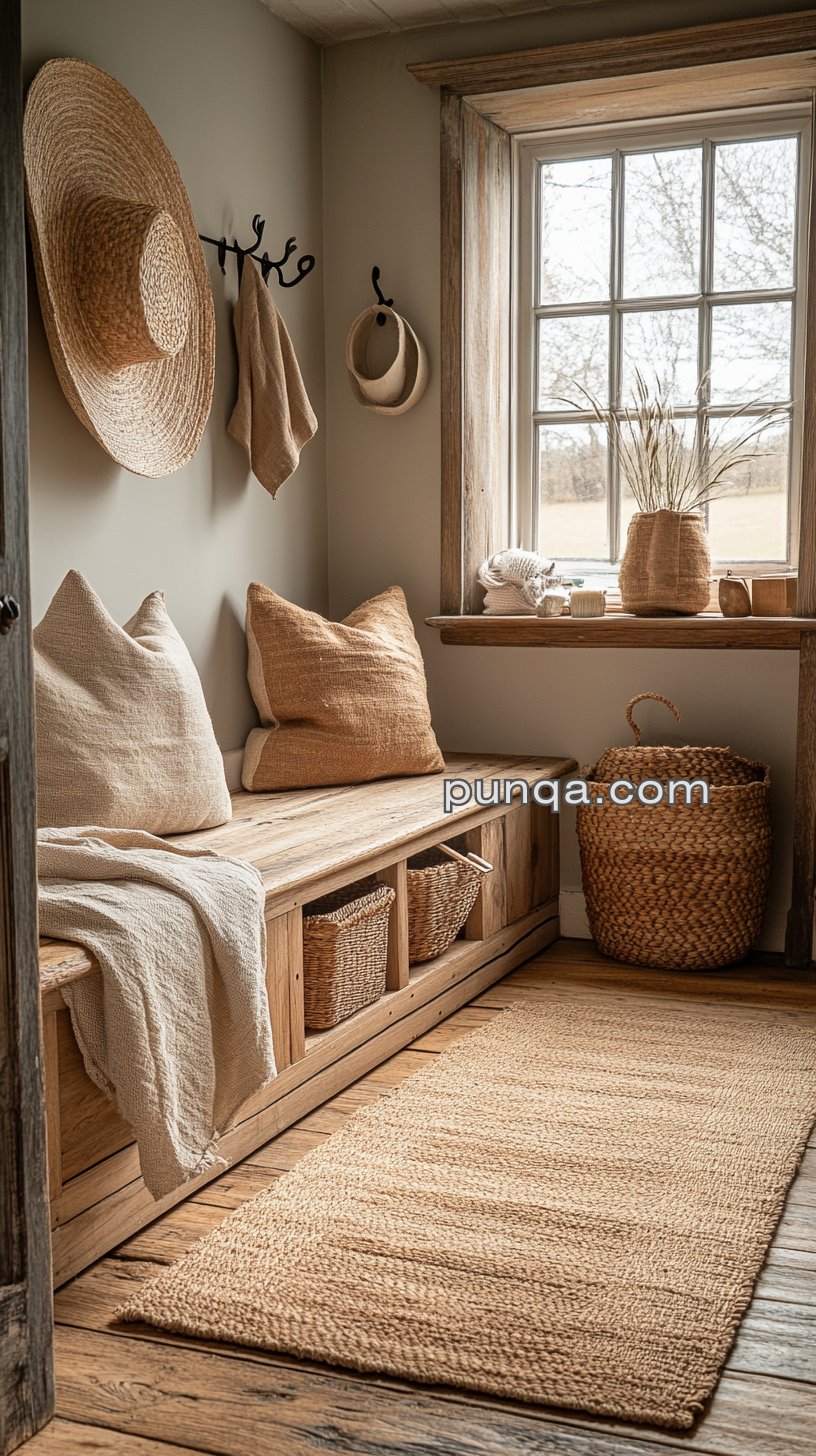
118;995;816;1430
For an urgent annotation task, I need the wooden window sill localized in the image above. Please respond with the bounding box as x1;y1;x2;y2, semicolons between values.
426;614;816;649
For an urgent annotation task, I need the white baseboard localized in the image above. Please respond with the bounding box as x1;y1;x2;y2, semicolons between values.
559;890;591;940
222;748;245;793
757;910;787;954
559;888;786;954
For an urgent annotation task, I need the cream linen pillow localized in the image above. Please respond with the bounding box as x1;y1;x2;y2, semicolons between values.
34;571;231;832
242;584;445;790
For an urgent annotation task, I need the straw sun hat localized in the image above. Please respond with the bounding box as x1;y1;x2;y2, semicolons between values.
346;305;428;415
23;58;215;477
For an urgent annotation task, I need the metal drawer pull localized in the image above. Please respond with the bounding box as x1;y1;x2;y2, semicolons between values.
0;594;20;633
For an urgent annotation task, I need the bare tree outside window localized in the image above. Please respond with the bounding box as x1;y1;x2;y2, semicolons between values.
519;115;807;572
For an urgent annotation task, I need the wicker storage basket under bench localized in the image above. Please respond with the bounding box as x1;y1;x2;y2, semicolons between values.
302;841;494;1025
302;878;395;1030
406;841;493;963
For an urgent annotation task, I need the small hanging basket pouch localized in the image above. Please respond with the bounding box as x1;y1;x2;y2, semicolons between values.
577;693;771;971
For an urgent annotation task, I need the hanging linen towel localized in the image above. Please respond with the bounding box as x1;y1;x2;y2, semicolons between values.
38;826;276;1199
227;259;318;497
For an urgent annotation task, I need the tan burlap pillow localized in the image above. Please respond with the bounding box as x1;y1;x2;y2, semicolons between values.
242;584;445;790
34;571;232;832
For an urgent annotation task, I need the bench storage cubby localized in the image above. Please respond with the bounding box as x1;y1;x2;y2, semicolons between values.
302;879;394;1030
39;751;574;1285
405;842;486;963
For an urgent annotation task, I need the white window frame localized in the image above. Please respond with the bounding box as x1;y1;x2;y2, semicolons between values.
512;104;813;577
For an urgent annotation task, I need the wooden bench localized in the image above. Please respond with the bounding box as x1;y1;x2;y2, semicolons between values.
40;751;575;1286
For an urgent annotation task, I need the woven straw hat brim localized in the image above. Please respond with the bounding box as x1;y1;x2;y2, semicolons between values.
24;58;215;478
346;305;429;415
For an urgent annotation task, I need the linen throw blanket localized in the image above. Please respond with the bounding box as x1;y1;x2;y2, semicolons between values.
38;827;276;1199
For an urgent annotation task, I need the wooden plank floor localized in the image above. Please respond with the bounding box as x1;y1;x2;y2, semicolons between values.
24;939;816;1456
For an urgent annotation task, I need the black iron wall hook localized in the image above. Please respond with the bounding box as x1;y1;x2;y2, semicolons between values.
199;213;315;288
371;266;393;326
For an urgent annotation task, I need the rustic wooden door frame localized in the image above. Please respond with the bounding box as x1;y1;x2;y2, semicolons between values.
413;10;816;967
0;0;55;1448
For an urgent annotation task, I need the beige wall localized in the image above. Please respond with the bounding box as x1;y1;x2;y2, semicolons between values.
23;0;326;755
322;0;808;948
21;0;807;945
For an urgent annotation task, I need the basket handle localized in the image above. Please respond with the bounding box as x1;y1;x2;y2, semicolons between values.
438;843;494;875
625;693;682;747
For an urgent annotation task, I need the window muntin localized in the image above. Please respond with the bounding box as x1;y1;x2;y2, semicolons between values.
514;111;810;575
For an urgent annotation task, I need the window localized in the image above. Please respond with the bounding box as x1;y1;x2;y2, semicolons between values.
514;109;811;576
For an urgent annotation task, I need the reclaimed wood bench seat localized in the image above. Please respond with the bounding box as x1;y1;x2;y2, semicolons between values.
40;751;575;1285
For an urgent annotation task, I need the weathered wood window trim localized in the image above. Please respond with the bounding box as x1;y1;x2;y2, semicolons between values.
411;10;816;618
439;94;511;614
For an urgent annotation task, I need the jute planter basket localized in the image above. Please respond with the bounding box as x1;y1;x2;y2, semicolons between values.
406;842;493;964
619;509;711;616
577;693;771;971
302;878;395;1031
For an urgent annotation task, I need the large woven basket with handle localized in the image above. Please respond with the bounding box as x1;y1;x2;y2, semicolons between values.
577;692;771;970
